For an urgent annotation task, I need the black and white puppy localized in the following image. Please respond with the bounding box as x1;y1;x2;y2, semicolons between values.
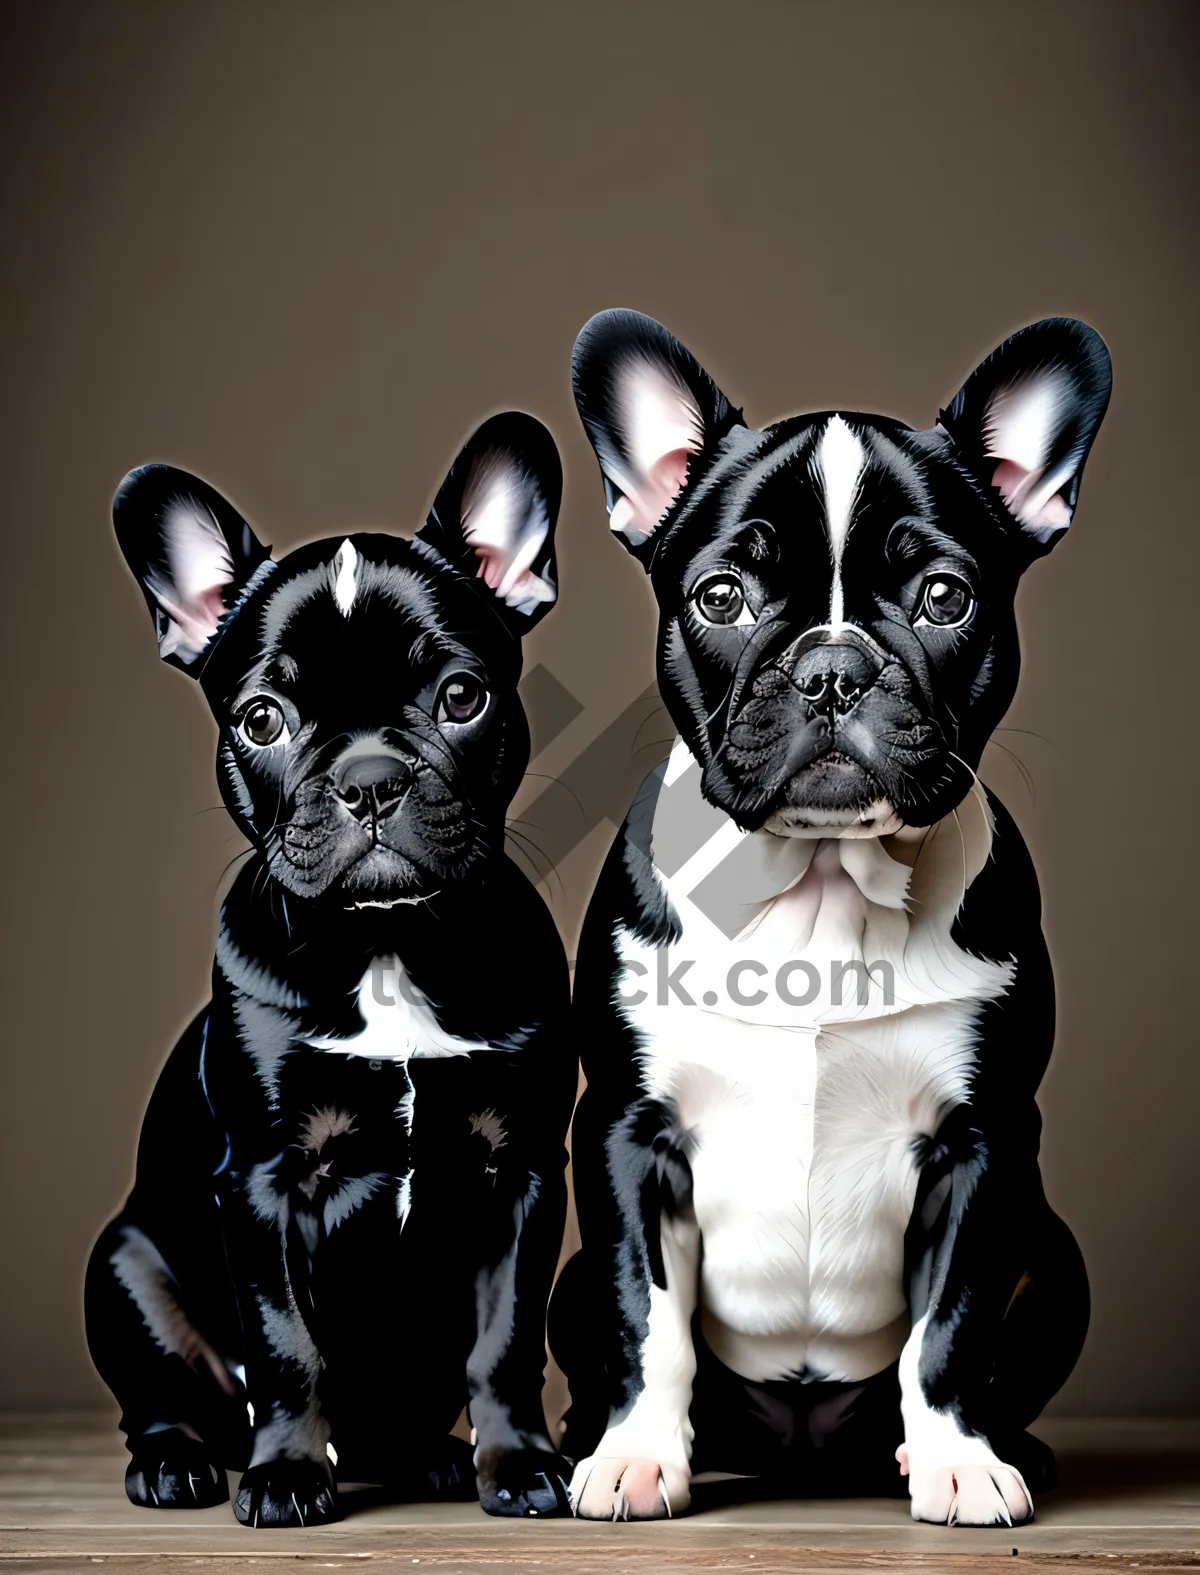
552;312;1110;1526
85;414;577;1525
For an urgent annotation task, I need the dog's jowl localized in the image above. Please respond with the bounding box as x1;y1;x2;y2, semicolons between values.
551;311;1109;1525
85;415;576;1525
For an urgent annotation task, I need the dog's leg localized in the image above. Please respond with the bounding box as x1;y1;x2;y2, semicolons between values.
898;1105;1086;1527
547;1250;609;1462
85;1216;246;1508
86;1012;248;1506
462;1042;575;1520
223;1167;340;1529
976;1203;1089;1492
568;1098;699;1520
468;1157;572;1518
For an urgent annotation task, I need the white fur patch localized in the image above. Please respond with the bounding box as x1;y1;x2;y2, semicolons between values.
615;763;1010;1387
602;1212;698;1460
899;1312;1032;1524
303;957;482;1062
332;538;358;616
814;416;865;629
569;1209;700;1517
302;959;480;1234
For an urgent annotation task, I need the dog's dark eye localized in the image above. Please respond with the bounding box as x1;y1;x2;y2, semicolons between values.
916;574;974;629
240;699;286;748
436;673;489;725
695;575;750;627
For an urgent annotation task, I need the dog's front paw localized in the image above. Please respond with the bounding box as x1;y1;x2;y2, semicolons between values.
233;1458;340;1528
899;1445;1032;1527
475;1443;571;1517
125;1429;228;1509
569;1453;691;1520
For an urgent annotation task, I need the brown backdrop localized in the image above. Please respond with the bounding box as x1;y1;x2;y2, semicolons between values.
2;0;1196;1418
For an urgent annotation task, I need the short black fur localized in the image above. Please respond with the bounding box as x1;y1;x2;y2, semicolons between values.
87;414;576;1526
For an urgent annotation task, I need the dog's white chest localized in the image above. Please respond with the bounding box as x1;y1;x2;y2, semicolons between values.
305;956;482;1063
616;764;1011;1383
298;957;479;1232
657;1001;977;1382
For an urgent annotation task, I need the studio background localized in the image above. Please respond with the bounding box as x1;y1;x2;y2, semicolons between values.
2;0;1195;1419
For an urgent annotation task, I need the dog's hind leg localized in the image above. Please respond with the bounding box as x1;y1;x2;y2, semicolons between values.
85;1214;248;1508
979;1202;1090;1492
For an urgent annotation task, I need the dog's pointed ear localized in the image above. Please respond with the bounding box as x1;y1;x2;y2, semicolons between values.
572;309;745;566
113;465;273;674
417;412;561;633
937;318;1111;554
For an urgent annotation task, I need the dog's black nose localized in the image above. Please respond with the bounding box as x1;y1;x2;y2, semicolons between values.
335;754;414;820
792;642;879;719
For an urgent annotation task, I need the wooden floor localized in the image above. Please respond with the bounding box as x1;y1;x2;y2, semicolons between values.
1;1414;1198;1573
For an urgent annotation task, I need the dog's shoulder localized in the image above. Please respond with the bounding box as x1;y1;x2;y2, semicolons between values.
579;759;683;967
953;788;1045;953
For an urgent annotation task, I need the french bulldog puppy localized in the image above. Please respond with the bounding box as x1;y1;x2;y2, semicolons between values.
552;311;1109;1526
85;414;576;1526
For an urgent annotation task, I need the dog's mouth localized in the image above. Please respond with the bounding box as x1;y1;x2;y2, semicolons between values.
763;797;903;838
271;804;478;903
705;693;918;836
271;837;431;903
336;842;435;897
763;748;903;838
785;746;879;804
701;646;961;836
344;890;441;912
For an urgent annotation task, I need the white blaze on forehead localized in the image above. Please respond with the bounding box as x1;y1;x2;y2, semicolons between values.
815;415;866;629
332;537;358;616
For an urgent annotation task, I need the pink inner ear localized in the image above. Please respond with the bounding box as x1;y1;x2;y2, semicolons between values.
991;460;1071;532
193;584;228;628
992;459;1032;512
471;535;549;604
154;579;231;658
613;447;692;541
474;547;505;592
476;559;547;608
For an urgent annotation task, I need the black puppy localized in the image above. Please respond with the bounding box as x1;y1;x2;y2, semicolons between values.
86;414;576;1526
552;311;1109;1525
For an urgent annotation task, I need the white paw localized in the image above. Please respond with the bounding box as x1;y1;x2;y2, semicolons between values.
898;1445;1032;1526
568;1453;691;1520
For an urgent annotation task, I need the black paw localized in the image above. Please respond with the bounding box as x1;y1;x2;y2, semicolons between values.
125;1429;228;1510
476;1445;572;1518
233;1458;340;1528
